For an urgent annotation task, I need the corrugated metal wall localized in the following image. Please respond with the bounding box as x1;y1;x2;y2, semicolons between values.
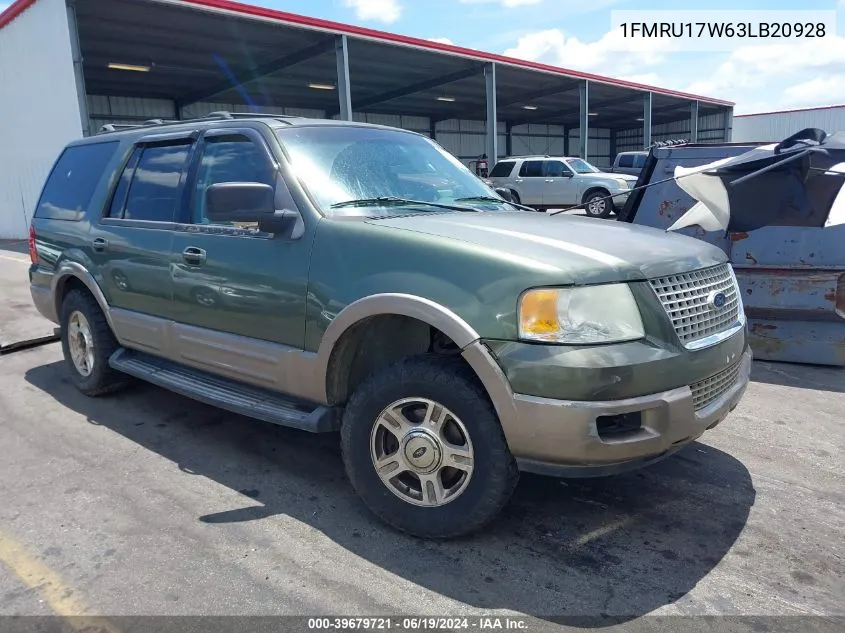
0;0;84;239
732;107;845;142
616;110;730;153
86;97;624;169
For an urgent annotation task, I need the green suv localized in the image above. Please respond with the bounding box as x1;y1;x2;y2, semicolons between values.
28;113;751;538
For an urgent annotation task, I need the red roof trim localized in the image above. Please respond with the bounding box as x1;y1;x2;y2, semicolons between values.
734;104;845;117
170;0;734;106
1;0;733;107
0;0;36;29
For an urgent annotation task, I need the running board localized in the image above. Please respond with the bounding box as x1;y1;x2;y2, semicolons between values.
109;348;339;433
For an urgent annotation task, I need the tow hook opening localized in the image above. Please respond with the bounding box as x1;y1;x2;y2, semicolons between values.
597;412;643;440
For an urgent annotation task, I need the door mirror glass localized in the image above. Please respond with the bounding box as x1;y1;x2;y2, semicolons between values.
205;182;275;223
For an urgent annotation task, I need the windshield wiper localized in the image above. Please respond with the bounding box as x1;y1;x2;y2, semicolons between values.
454;195;537;212
329;196;476;212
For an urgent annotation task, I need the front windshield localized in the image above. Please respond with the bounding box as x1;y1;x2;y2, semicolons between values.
565;158;601;174
276;126;506;215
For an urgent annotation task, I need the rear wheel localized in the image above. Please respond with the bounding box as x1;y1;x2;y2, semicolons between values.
583;189;612;218
509;190;521;205
60;289;128;396
341;355;519;538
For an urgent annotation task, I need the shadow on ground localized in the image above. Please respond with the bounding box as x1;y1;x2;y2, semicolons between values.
751;360;845;394
26;360;755;623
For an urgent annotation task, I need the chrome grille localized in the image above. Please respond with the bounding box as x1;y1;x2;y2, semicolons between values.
649;263;741;348
691;361;742;411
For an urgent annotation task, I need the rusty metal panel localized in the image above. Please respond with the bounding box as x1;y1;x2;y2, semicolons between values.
622;143;845;367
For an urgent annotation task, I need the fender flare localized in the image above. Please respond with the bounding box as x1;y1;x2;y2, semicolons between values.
313;294;518;430
51;261;115;330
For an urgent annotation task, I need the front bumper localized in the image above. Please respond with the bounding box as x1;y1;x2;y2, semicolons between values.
506;347;752;477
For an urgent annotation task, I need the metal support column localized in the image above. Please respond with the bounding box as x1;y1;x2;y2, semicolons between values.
335;35;352;121
66;1;91;136
643;92;652;149
429;119;437;141
723;106;733;142
609;130;617;166
563;125;570;156
690;100;700;142
505;122;513;157
579;80;589;160
484;63;498;165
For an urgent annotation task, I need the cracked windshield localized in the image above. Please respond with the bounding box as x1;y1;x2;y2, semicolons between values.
277;126;512;215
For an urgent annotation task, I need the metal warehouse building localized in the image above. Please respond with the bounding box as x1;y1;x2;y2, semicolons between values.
732;105;845;143
0;0;734;239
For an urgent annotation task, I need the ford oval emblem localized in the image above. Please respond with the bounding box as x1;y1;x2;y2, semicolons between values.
412;447;427;459
707;291;727;310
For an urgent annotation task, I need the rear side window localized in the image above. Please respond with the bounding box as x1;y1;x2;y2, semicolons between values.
519;160;544;177
121;143;191;222
617;154;634;168
35;141;119;220
489;161;514;177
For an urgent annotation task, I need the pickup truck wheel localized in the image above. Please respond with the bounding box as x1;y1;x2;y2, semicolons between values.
583;190;612;218
341;355;519;539
509;190;521;204
60;289;128;397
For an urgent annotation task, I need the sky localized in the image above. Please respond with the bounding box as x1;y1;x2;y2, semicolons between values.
1;0;844;113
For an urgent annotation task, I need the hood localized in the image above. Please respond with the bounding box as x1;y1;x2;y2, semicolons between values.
368;211;726;285
594;171;638;182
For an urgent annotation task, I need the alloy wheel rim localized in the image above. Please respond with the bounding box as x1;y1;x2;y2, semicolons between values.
588;197;606;215
369;397;474;507
67;310;95;377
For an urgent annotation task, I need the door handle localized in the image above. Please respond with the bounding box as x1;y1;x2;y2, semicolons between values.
545;178;555;183
92;237;108;252
515;178;524;183
182;247;207;265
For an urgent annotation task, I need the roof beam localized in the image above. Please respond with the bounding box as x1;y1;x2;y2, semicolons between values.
431;81;579;123
325;64;484;117
177;37;335;106
508;94;637;126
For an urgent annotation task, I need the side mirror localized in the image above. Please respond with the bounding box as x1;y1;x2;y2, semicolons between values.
205;182;299;235
206;182;275;222
494;187;514;202
561;171;574;178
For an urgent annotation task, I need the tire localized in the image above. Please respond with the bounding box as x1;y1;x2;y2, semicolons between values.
583;189;612;218
509;190;521;205
341;354;519;539
60;288;129;397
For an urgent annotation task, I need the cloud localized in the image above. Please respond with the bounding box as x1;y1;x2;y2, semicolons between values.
683;35;845;104
503;27;670;80
341;0;402;24
427;37;455;45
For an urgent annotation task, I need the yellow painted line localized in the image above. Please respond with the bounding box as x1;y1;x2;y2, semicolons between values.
0;531;121;633
572;515;636;549
0;253;29;264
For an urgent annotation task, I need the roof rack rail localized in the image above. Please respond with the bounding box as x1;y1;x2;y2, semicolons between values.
96;111;303;135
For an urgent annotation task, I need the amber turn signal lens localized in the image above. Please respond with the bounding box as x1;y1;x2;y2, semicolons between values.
519;288;560;336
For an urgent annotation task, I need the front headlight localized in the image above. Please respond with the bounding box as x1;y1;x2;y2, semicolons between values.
518;284;645;344
615;179;630;189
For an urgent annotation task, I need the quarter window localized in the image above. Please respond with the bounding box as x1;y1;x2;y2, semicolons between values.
35;141;119;219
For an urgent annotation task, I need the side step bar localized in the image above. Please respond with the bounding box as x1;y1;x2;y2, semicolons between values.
109;348;339;433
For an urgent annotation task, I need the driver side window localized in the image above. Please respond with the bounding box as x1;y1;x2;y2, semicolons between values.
192;134;276;227
544;161;570;178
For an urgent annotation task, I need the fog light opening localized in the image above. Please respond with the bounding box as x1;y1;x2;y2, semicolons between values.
597;412;643;440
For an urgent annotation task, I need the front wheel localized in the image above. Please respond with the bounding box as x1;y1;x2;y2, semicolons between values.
583;190;612;218
340;355;519;539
